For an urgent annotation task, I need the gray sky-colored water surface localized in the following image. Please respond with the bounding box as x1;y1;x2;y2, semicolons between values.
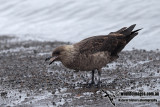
0;0;159;50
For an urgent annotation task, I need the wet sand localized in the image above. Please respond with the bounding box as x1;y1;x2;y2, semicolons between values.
0;36;160;107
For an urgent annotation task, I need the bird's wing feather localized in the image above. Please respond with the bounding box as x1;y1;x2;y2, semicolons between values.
75;34;125;55
74;24;141;56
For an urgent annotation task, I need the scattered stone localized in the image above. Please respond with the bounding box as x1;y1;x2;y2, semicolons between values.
0;36;159;107
1;92;7;97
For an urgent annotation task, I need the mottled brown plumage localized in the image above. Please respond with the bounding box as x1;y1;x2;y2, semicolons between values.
46;24;142;85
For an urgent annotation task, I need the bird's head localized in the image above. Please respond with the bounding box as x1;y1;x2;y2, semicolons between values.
45;45;74;65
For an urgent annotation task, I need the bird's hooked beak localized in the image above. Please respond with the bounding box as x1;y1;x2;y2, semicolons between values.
45;56;58;65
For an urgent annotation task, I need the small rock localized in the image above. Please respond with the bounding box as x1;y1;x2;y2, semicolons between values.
1;92;7;97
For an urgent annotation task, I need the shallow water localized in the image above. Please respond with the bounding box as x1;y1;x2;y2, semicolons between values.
0;0;160;50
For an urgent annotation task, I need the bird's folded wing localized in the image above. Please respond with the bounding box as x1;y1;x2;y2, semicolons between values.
75;35;122;55
74;24;141;56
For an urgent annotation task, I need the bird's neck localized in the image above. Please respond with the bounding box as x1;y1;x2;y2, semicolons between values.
60;45;77;65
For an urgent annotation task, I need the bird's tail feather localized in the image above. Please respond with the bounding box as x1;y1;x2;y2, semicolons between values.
114;24;142;54
125;28;142;44
131;28;143;34
121;24;136;35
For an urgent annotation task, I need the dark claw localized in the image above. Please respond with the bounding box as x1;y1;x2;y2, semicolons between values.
45;56;52;61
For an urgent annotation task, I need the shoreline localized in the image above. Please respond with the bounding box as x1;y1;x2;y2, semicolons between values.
0;36;160;107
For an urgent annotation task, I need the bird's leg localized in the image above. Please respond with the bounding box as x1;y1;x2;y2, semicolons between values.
89;70;95;85
91;70;95;84
97;69;102;86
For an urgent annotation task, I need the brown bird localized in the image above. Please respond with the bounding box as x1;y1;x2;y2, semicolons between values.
45;24;142;86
